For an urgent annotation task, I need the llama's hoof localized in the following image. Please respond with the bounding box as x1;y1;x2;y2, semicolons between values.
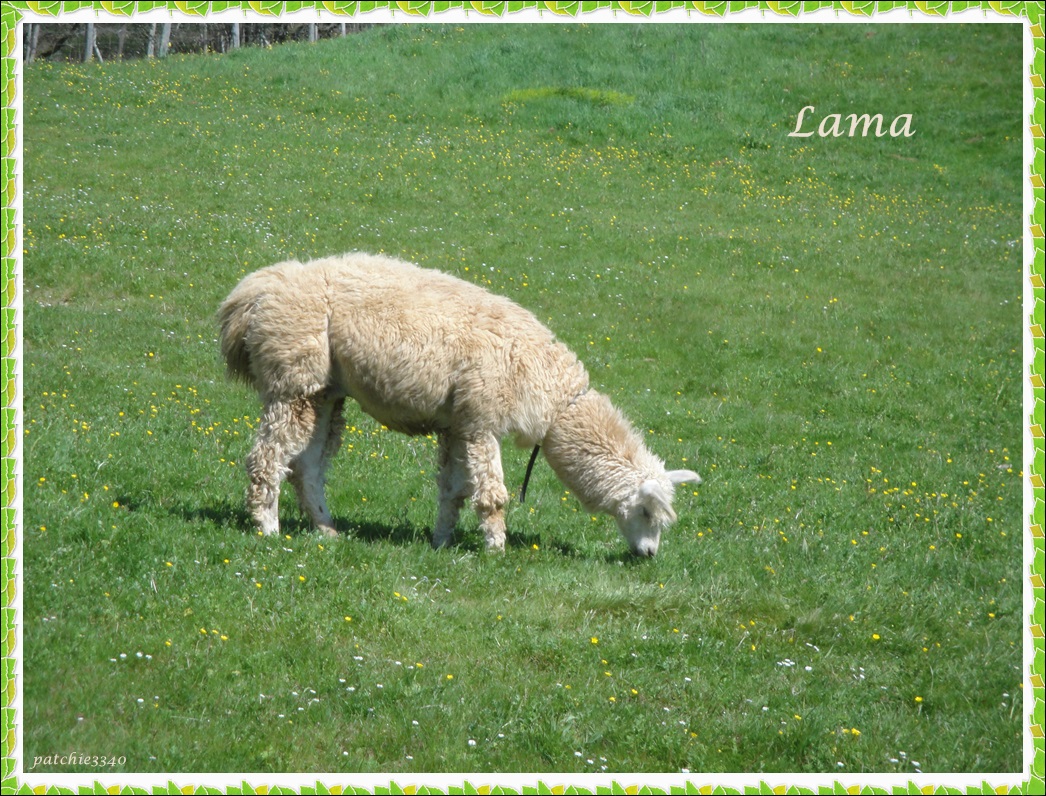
431;534;453;550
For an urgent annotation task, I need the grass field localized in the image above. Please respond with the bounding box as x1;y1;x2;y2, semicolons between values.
20;22;1024;775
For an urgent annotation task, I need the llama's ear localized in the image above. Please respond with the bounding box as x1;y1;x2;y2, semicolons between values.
638;479;675;518
667;469;702;486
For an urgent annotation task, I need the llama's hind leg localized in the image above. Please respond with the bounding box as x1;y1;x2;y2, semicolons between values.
465;432;509;553
289;396;344;538
246;397;317;536
432;433;468;549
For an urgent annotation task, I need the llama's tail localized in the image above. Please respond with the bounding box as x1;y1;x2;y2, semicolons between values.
217;276;258;386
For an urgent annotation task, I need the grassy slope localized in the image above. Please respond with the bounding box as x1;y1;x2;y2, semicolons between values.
21;23;1023;774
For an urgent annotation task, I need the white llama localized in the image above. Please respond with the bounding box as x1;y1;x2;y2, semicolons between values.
218;252;701;556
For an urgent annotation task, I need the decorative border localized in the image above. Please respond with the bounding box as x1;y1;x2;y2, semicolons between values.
1;2;1042;794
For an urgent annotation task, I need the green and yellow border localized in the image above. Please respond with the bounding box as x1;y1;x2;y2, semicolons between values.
1;1;1042;793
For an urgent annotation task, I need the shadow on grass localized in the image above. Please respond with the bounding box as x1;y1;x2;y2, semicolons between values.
169;497;254;532
169;499;631;562
509;530;648;564
168;499;414;543
171;498;435;548
601;549;651;567
347;518;429;547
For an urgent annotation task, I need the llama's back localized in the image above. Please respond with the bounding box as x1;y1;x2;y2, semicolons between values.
219;252;588;439
323;253;573;436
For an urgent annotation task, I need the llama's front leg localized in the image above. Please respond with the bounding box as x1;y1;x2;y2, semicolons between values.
246;397;317;536
432;433;468;549
289;396;345;538
465;433;509;553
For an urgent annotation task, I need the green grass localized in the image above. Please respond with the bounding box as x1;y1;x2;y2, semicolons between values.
21;23;1023;775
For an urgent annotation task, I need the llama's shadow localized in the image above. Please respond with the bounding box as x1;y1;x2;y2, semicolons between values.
172;497;254;532
347;519;429;547
172;498;432;548
601;549;650;566
172;500;626;560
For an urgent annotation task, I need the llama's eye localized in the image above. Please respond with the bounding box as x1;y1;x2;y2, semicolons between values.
640;506;651;520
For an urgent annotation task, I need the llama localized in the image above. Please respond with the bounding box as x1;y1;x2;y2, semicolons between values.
217;252;701;556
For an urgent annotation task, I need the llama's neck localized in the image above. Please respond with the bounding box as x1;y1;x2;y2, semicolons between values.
541;391;664;515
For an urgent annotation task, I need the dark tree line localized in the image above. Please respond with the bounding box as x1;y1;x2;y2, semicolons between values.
23;22;373;64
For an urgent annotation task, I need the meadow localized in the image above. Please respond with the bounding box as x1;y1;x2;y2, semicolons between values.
19;22;1024;775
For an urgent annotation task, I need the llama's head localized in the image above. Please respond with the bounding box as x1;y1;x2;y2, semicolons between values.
615;469;702;557
542;390;703;557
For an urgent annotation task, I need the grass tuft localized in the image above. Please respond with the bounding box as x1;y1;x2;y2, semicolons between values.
503;86;637;107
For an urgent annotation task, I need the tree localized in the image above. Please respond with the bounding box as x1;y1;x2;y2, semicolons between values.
83;22;95;63
24;22;41;63
158;22;172;57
